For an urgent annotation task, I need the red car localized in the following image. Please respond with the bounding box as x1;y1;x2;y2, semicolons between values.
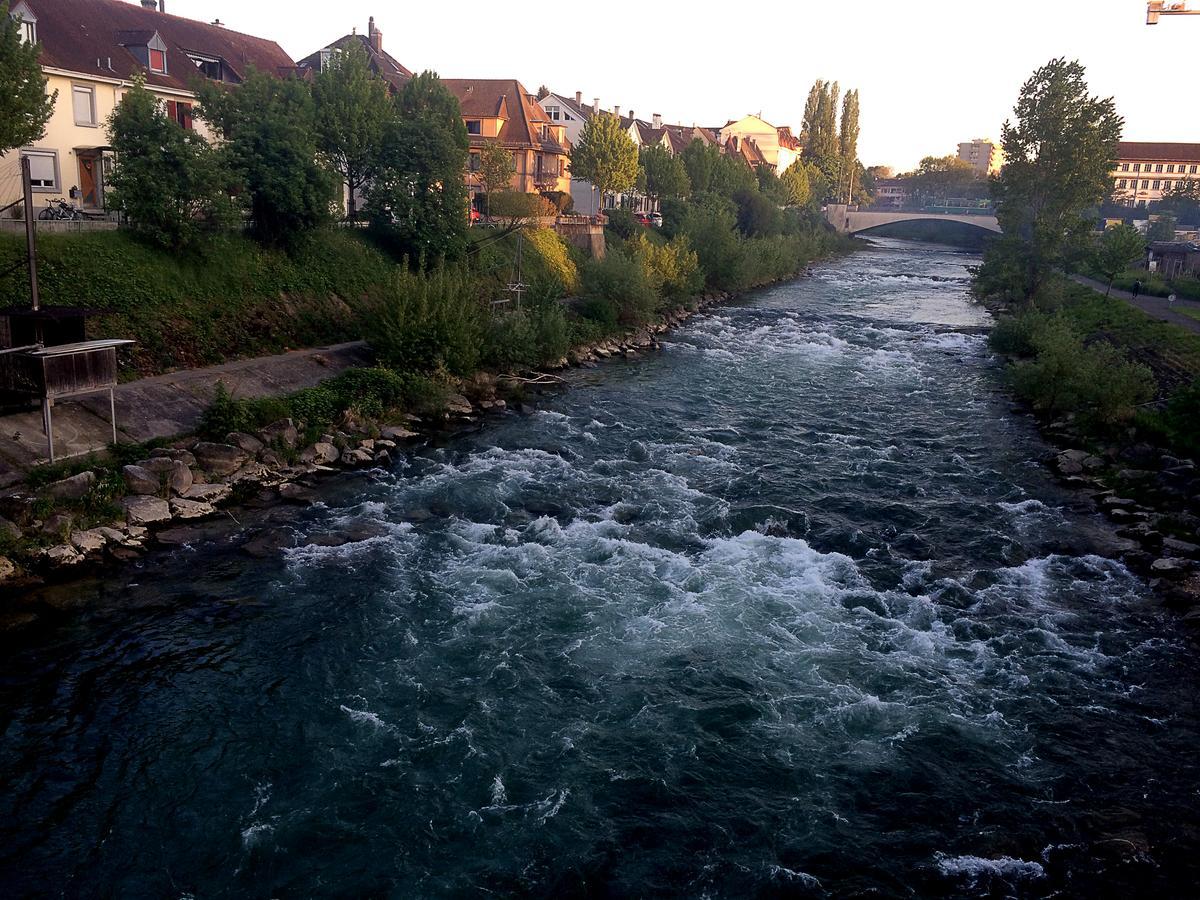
469;207;482;224
635;213;652;226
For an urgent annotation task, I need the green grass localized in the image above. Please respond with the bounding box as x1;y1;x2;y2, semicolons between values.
1176;305;1200;324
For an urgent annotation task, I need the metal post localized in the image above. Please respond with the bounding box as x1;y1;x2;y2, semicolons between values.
109;387;117;445
21;156;40;311
42;398;54;463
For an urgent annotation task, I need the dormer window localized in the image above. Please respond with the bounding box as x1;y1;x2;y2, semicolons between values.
466;120;482;135
187;52;224;80
118;29;168;75
11;1;36;43
149;48;166;72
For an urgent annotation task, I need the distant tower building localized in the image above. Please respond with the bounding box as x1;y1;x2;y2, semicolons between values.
957;139;1003;176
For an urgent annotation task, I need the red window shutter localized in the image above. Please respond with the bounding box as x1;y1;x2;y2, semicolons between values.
149;49;166;72
180;103;193;131
166;100;176;121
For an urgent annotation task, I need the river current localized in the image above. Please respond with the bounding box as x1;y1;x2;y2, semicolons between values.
3;240;1200;898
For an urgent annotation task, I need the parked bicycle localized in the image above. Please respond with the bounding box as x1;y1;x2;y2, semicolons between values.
37;198;82;221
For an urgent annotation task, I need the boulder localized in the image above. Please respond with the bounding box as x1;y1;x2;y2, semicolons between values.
70;529;108;555
168;460;193;496
1055;449;1089;476
184;483;232;504
241;528;297;559
193;442;247;477
138;457;176;476
123;496;171;526
41;544;83;567
149;447;198;468
123;465;162;496
374;450;391;467
0;494;37;527
300;442;339;466
279;483;319;505
0;516;21;541
444;393;474;417
1163;537;1200;559
226;432;265;455
40;513;74;538
374;439;397;451
45;471;96;501
169;498;216;520
380;426;418;442
0;556;15;581
1151;558;1191;579
340;449;374;466
260;449;285;469
259;418;299;449
358;439;376;452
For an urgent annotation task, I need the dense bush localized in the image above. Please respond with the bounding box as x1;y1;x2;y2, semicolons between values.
1163;379;1200;455
367;266;485;376
580;249;659;325
480;299;571;370
522;228;581;295
627;233;703;299
603;208;641;240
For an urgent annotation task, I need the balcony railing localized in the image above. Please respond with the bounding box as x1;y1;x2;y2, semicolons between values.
533;167;562;185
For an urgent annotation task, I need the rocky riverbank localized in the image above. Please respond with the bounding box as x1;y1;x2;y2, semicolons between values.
0;291;734;598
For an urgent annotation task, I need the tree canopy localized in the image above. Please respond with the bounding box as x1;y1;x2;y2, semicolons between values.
1093;224;1146;295
0;1;55;156
909;155;984;204
570;112;639;209
639;144;690;203
312;43;392;221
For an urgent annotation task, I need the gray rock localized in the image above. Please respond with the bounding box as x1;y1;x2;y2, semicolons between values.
444;394;474;417
123;496;172;526
380;426;418;442
123;464;161;496
279;483;319;505
241;528;297;558
0;556;15;581
168;460;193;496
0;516;21;541
1163;538;1200;559
358;439;376;452
138;457;176;476
149;447;198;467
301;442;339;465
340;449;374;466
41;544;83;567
259;418;299;450
628;441;650;462
40;512;74;537
194;442;247;477
169;498;216;520
226;432;265;455
70;529;108;555
374;450;391;467
374;439;397;451
184;483;232;504
45;471;96;501
1151;558;1191;579
260;449;285;469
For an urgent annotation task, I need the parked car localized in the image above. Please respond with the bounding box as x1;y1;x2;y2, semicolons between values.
648;212;663;228
635;213;652;226
469;207;482;224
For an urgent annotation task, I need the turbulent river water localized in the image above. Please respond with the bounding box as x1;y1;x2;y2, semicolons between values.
3;239;1200;898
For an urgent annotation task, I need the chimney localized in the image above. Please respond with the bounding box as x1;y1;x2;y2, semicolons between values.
652;113;662;128
159;1;166;11
613;105;620;116
140;0;157;8
575;91;582;106
629;110;635;121
368;16;383;53
593;98;600;114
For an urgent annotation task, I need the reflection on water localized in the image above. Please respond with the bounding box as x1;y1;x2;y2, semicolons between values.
2;240;1199;898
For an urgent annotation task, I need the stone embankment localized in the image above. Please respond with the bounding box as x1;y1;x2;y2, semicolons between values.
1046;439;1200;613
0;291;734;591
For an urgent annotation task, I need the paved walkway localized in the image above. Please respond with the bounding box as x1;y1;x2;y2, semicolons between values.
1070;274;1200;335
0;341;371;486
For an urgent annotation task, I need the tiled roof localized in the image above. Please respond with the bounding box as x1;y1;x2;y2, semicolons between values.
547;92;594;122
21;0;294;91
442;78;566;154
296;33;413;92
776;126;801;150
1118;142;1200;162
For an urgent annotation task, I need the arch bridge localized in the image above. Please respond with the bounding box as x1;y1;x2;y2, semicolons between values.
825;204;1001;235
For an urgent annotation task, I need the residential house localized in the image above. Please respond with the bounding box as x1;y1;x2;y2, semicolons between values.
717;114;800;175
542;90;602;214
872;178;910;209
295;17;412;92
957;139;1002;177
1114;142;1200;207
441;79;570;213
2;0;295;214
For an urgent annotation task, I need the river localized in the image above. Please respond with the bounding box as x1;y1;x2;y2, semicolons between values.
3;239;1200;898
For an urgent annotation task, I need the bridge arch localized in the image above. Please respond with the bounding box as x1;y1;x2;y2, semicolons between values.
825;205;1001;236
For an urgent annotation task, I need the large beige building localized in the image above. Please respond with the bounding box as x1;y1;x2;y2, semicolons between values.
1114;141;1200;207
2;0;295;215
957;139;1002;176
718;114;801;176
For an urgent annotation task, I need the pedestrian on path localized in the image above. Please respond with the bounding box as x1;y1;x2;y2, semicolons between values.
1168;292;1177;306
1132;279;1142;300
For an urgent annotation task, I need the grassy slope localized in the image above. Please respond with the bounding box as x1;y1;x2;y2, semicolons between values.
0;229;397;377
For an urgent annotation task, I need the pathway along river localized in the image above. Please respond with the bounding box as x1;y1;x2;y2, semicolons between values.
3;239;1200;898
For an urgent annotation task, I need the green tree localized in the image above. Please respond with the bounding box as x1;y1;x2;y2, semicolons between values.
199;69;337;246
984;58;1123;302
709;152;757;198
312;43;392;221
477;142;515;217
800;81;822;152
366;71;470;263
838;89;860;202
1093;224;1145;295
0;1;55;156
639;144;690;205
570;112;639;212
681;139;720;194
1158;178;1200;227
910;155;981;205
1146;213;1177;243
780;159;812;207
107;78;234;249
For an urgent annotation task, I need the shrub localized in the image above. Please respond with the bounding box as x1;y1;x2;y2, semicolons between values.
481;299;570;370
627;232;702;299
989;309;1049;357
1164;379;1200;455
523;227;581;295
604;208;640;240
580;248;659;325
367;266;485;376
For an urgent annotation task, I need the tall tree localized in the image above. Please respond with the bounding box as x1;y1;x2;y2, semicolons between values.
781;159;812;207
199;70;337;246
366;71;470;263
838;89;860;202
983;58;1123;301
312;43;392;221
107;78;235;249
800;80;823;154
0;1;55;156
478;142;515;199
570;112;639;212
639;144;690;205
681;138;720;194
1093;224;1145;296
910;155;981;205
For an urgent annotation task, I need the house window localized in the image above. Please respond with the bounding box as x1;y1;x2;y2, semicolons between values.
20;149;58;191
1167;164;1176;173
468;151;481;172
465;120;481;135
1152;180;1160;190
1142;180;1150;189
149;48;167;73
165;100;193;130
188;53;223;80
1191;165;1198;174
20;18;35;43
545;105;559;121
1155;164;1163;173
1120;163;1129;171
1133;163;1141;172
72;85;97;126
1118;178;1127;188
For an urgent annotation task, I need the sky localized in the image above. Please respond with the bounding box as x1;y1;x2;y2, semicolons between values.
165;0;1198;172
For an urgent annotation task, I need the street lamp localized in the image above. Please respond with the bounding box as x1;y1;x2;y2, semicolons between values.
1147;1;1200;24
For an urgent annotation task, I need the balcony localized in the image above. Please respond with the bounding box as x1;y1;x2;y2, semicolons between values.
533;165;562;186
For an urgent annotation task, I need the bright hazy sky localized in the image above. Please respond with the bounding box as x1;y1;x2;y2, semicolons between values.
166;0;1196;172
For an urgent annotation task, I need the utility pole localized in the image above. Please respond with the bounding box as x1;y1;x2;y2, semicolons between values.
22;156;40;311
